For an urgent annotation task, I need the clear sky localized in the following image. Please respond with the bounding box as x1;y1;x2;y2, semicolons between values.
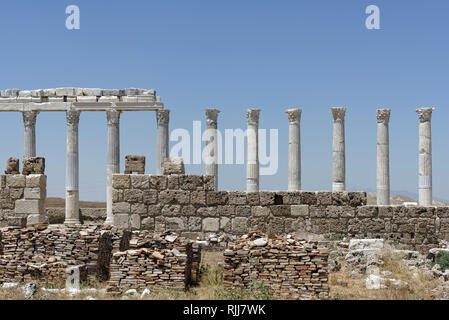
0;0;448;202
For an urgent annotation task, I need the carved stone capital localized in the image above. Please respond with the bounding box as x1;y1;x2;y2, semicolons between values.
331;107;346;121
22;111;38;127
106;109;121;125
416;108;435;123
205;108;220;128
376;109;391;124
156;109;170;126
286;109;302;123
246;109;260;126
66;109;81;127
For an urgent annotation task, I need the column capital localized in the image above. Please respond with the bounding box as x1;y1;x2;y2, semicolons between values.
286;109;302;123
66;109;81;126
246;109;261;126
376;109;391;124
205;108;220;127
416;107;435;123
156;109;170;126
106;109;121;125
331;107;346;121
22;111;38;127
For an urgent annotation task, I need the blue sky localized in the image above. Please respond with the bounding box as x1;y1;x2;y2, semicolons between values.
0;1;448;201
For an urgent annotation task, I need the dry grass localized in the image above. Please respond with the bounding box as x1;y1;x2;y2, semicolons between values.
46;197;106;208
329;246;439;300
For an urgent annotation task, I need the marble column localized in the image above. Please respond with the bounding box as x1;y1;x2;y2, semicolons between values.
331;107;346;192
22;111;38;159
246;109;260;192
286;109;302;191
105;109;121;225
65;109;81;225
205;109;220;190
416;107;435;206
156;110;170;175
376;109;391;205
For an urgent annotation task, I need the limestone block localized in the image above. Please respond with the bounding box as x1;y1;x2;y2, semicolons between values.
55;88;80;96
130;175;150;189
123;189;143;203
76;96;98;103
159;190;190;205
7;216;27;228
112;174;131;189
114;214;130;229
203;218;220;232
112;202;131;214
48;97;64;102
197;207;218;217
167;175;179;189
102;89;121;96
332;192;349;206
309;206;326;218
299;192;317;205
220;217;232;232
154;216;165;232
149;176;168;190
246;192;260;205
120;96;138;103
190;191;206;205
130;214;141;229
163;158;185;175
6;175;26;188
357;206;379;218
26;214;49;226
22;157;45;175
30;89;44;97
161;205;181;216
148;204;162;216
291;205;309;217
0;175;6;188
436;207;449;218
259;192;276;205
18;90;32;97
124;88;143;96
217;205;235;216
15;199;45;214
0;97;17;102
142;89;156;96
348;192;367;207
252;206;271;217
26;174;46;188
141;217;155;231
125;156;145;174
181;205;196;216
5;157;19;174
142;190;158;205
98;96;119;102
203;175;215;191
228;192;247;205
270;205;291;216
24;187;46;200
42;89;56;96
166;217;186;231
232;217;249;234
349;239;384;251
131;203;147;215
188;217;202;231
316;192;333;206
9;188;24;199
0;89;20;97
207;191;228;205
378;206;394;218
235;206;251;216
179;175;204;190
82;88;102;96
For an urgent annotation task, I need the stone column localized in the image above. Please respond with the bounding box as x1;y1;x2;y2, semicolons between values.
105;109;121;225
286;109;302;191
417;108;435;206
376;109;391;205
246;109;260;192
156;110;170;175
22;111;38;159
205;109;220;190
65;109;81;225
331;108;346;192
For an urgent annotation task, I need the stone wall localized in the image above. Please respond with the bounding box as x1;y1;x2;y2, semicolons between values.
112;174;449;253
223;231;329;300
0;174;46;228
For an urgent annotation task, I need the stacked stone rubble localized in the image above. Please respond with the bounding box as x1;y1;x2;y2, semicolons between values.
223;231;329;300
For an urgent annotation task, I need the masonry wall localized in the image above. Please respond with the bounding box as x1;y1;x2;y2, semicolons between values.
0;174;46;227
112;174;449;253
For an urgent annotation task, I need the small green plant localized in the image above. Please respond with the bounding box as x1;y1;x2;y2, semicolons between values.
329;234;345;242
434;251;449;272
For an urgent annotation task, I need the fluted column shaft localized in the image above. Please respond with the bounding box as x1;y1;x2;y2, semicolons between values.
22;111;38;159
65;109;81;224
331;108;346;191
156;110;170;175
205;109;220;190
376;109;391;205
417;108;435;206
246;109;260;192
286;109;302;191
105;109;121;225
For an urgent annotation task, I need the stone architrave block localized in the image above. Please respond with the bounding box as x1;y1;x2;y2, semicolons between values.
26;174;46;188
22;157;45;175
6;175;26;188
125;156;145;174
163;158;185;175
15;199;45;214
5;157;19;174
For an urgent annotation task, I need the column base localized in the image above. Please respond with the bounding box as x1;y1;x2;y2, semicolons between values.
104;216;114;226
332;182;345;192
64;219;81;225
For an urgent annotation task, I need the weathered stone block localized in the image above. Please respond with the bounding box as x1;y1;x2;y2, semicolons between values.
159;190;190;204
166;217;186;231
299;192;317;205
332;192;349;206
131;203;147;215
203;175;215;191
130;214;141;229
161;205;181;216
436;207;449;218
22;157;45;175
203;218;220;232
0;175;5;188
179;175;204;190
112;174;131;189
24;187;45;200
112;202;131;214
130;175;150;189
26;214;49;227
270;205;291;216
285;192;302;204
141;217;155;231
291;205;309;217
217;205;235;216
232;217;249;233
142;190;158;205
147;204;162;216
123;189;144;203
207;191;228;205
348;192;367;207
6;175;25;188
191;191;206;205
167;175;179;189
220;217;232;233
149;176;167;190
259;192;276;205
26;174;46;188
188;217;202;231
357;206;378;218
235;206;251;216
378;206;394;218
197;207;218;217
316;192;332;206
246;192;260;205
228;192;247;205
252;206;271;217
114;214;130;229
0;198;14;209
182;205;196;216
7;215;27;228
10;188;24;200
309;205;326;218
124;155;145;174
163;158;185;175
15;199;45;214
5;157;19;174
